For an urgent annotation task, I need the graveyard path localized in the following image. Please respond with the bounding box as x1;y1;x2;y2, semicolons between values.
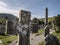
30;33;44;45
9;29;55;45
30;29;55;45
9;39;17;45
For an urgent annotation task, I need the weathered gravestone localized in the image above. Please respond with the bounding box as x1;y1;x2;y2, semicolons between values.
44;8;49;37
44;25;49;37
17;10;31;45
6;20;17;35
44;8;60;45
31;23;38;33
16;24;30;45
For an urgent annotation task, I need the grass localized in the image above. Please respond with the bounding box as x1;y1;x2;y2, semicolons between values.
38;29;44;45
38;29;44;35
52;32;60;42
39;32;60;45
39;41;44;45
0;35;17;45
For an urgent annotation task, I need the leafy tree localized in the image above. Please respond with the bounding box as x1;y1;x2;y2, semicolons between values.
48;22;51;25
38;20;44;25
56;15;60;27
53;15;60;32
32;18;38;23
32;18;44;25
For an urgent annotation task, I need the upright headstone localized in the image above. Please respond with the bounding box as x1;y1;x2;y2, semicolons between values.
18;10;31;45
31;23;38;33
5;20;8;35
7;20;16;35
45;8;48;25
44;25;49;36
44;8;49;36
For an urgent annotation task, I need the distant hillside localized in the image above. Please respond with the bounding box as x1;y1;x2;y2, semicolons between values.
0;13;18;21
39;17;53;22
39;18;45;21
48;17;53;22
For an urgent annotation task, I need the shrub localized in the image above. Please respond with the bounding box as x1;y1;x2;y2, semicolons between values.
7;41;12;43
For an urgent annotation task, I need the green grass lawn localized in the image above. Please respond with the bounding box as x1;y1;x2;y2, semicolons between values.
39;32;60;45
0;35;17;45
39;41;44;45
38;29;44;45
38;29;44;35
52;32;60;42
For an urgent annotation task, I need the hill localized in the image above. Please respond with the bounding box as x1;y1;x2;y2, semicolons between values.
0;13;18;21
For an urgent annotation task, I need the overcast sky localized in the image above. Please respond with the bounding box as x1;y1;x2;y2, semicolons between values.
0;0;60;19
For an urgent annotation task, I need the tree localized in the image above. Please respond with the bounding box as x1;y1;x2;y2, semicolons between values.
32;18;38;23
38;20;44;25
53;15;60;32
56;15;60;27
32;18;44;25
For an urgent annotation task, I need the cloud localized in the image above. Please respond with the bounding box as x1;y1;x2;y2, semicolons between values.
0;1;43;19
0;1;19;18
31;15;40;19
0;1;7;7
31;14;45;19
0;7;19;17
0;1;32;18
